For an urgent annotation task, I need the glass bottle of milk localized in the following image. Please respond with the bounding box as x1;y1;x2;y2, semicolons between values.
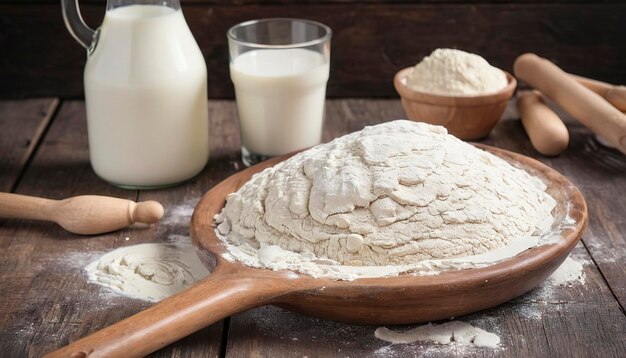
62;0;209;189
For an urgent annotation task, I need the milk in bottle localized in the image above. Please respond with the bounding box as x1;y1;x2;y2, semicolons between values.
64;1;209;188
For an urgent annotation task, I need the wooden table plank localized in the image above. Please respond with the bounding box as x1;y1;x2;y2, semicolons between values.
1;99;624;357
484;105;626;311
133;101;243;357
0;98;58;192
225;244;626;358
0;101;139;357
223;99;626;357
4;3;626;99
0;101;223;357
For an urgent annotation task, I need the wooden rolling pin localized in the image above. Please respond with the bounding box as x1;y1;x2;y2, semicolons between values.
571;74;626;112
0;193;164;235
514;53;626;154
517;90;569;156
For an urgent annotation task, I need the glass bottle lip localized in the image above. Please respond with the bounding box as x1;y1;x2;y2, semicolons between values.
227;18;332;49
106;0;181;12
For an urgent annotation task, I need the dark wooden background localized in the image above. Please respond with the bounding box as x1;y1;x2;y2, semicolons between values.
1;0;626;99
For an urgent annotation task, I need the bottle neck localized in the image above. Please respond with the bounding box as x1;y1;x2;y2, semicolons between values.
106;0;180;11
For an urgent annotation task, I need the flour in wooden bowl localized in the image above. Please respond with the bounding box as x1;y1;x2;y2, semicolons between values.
407;48;507;96
214;120;557;280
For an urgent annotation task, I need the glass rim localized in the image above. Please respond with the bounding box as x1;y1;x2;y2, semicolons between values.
227;18;332;49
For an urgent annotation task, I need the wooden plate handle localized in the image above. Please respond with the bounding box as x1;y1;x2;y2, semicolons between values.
514;53;626;154
44;266;291;358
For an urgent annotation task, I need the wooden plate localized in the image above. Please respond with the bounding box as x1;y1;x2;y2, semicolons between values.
191;143;587;323
48;144;587;358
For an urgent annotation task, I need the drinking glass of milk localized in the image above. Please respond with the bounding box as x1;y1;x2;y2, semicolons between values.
62;0;209;188
228;18;331;166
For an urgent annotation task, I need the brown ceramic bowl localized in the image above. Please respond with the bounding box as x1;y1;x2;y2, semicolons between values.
394;67;517;140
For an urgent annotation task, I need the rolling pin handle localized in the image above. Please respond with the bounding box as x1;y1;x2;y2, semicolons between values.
130;200;165;224
514;53;626;154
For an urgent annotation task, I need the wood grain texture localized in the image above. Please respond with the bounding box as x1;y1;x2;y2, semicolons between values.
0;101;223;357
517;90;569;156
136;100;240;357
487;101;626;313
0;101;139;358
226;243;626;357
1;3;626;98
0;98;58;192
223;99;626;358
514;53;626;154
0;99;624;357
0;193;164;235
572;74;626;112
48;101;588;357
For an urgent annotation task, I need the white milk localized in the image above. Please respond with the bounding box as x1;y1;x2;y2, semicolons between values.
230;49;329;157
84;5;208;188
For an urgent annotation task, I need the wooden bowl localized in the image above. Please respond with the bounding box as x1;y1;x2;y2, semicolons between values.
394;67;517;140
48;145;587;358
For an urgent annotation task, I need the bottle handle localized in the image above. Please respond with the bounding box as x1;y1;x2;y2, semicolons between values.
61;0;96;50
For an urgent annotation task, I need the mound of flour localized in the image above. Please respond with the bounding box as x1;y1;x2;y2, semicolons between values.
407;48;507;96
214;120;556;279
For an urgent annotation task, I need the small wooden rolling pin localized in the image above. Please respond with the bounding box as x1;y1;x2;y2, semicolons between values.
517;90;569;156
514;53;626;154
572;74;626;112
0;193;164;235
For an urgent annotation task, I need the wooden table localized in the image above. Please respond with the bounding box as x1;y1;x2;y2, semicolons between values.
1;98;625;357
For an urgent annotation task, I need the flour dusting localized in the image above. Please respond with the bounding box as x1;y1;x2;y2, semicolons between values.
85;242;210;302
546;256;586;286
375;321;500;349
162;203;195;226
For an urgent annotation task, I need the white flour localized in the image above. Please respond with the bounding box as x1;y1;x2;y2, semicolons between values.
161;202;196;226
546;256;586;286
375;321;500;348
85;242;210;302
215;120;556;280
407;48;507;96
373;255;586;350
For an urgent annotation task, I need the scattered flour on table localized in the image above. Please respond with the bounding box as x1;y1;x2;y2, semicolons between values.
375;321;500;349
161;201;196;226
167;234;193;243
372;255;586;351
214;120;556;280
407;48;507;96
545;256;585;286
85;242;210;302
